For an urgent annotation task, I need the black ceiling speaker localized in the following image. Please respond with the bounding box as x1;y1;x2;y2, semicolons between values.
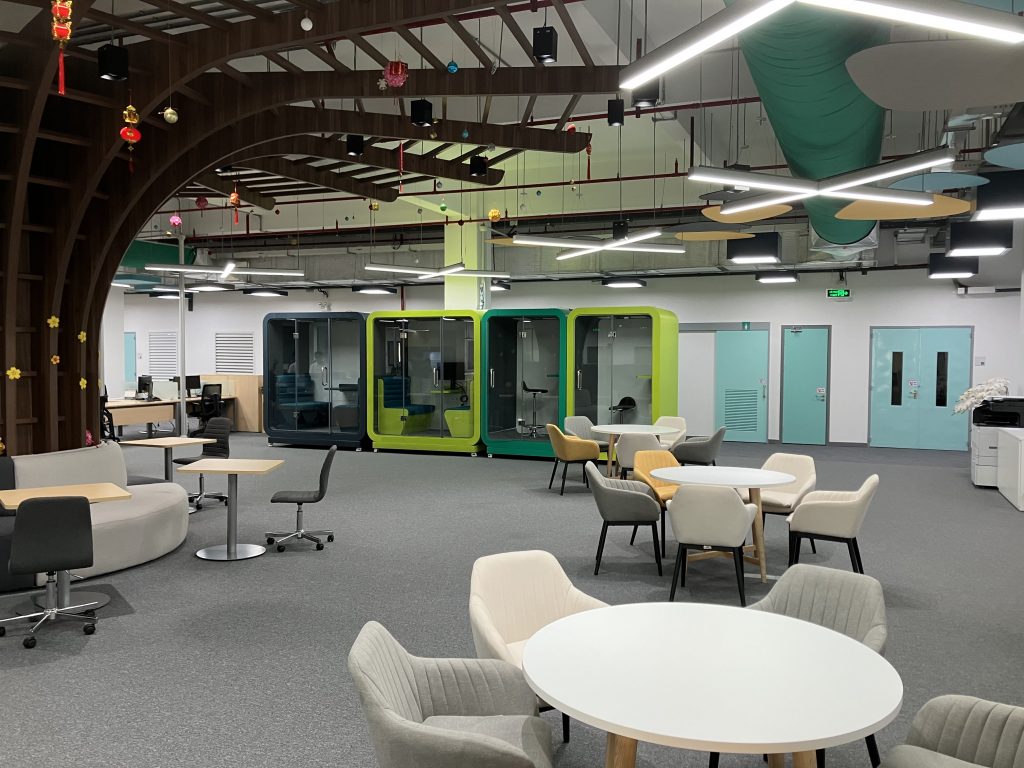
469;155;488;178
607;98;625;127
612;219;629;239
410;99;434;127
346;134;364;157
631;79;660;110
98;43;129;81
532;26;558;64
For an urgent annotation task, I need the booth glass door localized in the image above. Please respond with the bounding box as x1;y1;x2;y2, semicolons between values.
328;316;361;440
294;318;331;437
610;315;653;425
487;317;518;439
519;317;559;437
574;315;613;423
439;316;474;438
403;317;444;437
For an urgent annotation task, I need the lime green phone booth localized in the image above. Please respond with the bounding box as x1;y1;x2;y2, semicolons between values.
481;309;567;458
367;311;482;454
566;307;678;425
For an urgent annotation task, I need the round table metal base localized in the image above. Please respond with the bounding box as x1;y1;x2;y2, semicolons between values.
195;543;266;561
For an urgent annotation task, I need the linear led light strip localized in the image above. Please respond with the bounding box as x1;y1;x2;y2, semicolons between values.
557;229;664;261
619;0;1024;90
145;264;304;277
512;232;685;259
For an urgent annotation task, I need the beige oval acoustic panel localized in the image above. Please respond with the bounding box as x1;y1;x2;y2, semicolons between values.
702;204;792;224
836;194;972;221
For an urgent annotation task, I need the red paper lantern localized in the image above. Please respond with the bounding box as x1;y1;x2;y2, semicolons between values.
382;60;409;89
51;0;73;96
120;104;141;172
195;196;209;209
229;189;241;225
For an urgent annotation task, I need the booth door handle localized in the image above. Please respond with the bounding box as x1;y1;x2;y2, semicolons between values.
433;368;439;387
489;368;495;388
321;366;328;387
576;370;583;390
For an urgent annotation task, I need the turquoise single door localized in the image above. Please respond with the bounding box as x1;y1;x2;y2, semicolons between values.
781;326;829;445
870;327;972;450
123;332;136;386
715;329;768;443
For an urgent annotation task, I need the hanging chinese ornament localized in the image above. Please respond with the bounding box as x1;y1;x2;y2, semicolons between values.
228;187;241;225
119;104;141;173
195;196;208;218
382;60;409;89
169;214;182;227
487;208;501;223
51;0;72;96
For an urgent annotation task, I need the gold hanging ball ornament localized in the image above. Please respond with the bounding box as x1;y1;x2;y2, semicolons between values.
488;208;501;222
161;106;178;124
369;201;380;212
46;315;60;329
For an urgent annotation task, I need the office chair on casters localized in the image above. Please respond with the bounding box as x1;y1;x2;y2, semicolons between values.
609;396;636;423
173;417;231;511
0;497;98;648
190;384;223;435
521;380;548;437
266;445;336;552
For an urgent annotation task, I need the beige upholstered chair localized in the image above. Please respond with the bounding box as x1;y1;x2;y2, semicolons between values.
789;474;879;574
545;424;600;496
654;416;687;448
470;550;607;743
562;415;609;449
667;485;756;605
739;452;817;550
585;462;663;576
614;432;661;478
881;695;1024;768
348;621;554;768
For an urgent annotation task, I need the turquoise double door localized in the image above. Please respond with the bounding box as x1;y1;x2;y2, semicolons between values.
869;326;972;450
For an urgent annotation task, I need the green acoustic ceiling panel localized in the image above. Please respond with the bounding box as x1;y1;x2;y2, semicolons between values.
726;1;887;244
120;239;197;269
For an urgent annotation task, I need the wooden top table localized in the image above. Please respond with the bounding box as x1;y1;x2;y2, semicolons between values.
122;436;216;481
590;424;679;477
0;482;131;510
523;603;902;768
176;458;283;561
651;465;796;582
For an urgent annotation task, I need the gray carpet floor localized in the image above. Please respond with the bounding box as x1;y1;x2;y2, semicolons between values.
1;433;1022;768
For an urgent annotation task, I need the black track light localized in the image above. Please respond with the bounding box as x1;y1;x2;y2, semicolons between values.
346;134;364;157
98;43;128;81
608;98;625;127
410;99;434;127
532;26;558;64
469;155;487;178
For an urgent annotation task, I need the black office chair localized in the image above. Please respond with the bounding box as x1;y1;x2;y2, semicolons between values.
191;384;223;435
609;396;637;423
0;496;98;648
521;380;549;438
100;387;118;442
266;445;336;552
173;416;231;511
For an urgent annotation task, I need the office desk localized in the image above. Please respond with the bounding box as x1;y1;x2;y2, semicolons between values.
107;397;236;437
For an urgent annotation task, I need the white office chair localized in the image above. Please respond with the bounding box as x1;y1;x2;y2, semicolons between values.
740;453;816;546
788;474;879;574
667;485;756;606
654;416;687;448
614;432;661;478
563;415;609;450
469;550;607;743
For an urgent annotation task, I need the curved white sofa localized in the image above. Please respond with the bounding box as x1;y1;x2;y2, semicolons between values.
10;441;188;582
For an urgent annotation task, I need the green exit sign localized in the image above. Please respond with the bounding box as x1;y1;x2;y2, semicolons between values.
827;288;852;299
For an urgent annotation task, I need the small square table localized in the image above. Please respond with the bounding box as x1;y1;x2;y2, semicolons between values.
176;458;283;561
121;436;216;481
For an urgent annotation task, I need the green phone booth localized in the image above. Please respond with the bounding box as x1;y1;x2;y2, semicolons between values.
482;309;567;458
567;307;678;425
367;310;482;454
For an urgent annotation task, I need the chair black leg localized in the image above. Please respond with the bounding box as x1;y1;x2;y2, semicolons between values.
679;545;688;588
651;523;662;576
710;752;720;768
789;532;801;566
629;525;638;545
661;509;667;557
810;538;817;554
548;459;559;489
620;467;627;479
562;712;570;743
560;462;568;495
733;547;747;607
865;735;880;768
852;538;865;574
670;544;685;601
583;467;589;488
817;748;826;768
847;540;860;573
595;522;608;576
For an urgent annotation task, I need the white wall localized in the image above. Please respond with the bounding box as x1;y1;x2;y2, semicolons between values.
115;269;1024;444
101;286;126;396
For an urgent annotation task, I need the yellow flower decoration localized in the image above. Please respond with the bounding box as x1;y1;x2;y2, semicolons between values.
79;377;87;390
78;331;87;343
46;315;60;329
50;355;60;365
6;367;21;380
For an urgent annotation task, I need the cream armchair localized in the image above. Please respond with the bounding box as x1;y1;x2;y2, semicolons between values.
654;416;687;448
789;474;879;574
470;550;607;743
739;453;817;548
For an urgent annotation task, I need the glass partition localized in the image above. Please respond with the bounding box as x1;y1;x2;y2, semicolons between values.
572;312;655;426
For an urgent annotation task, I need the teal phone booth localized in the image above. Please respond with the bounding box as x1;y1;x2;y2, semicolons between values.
482;309;567;458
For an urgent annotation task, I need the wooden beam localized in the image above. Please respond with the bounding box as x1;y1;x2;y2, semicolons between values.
190;171;277;210
520;95;537;126
306;43;350;73
481;95;493;123
444;15;492;69
235;157;399;202
213;0;274;20
265;52;304;75
395;24;447;71
84;8;187;46
347;33;390;68
489;148;521;165
218;62;254;88
494;5;541;68
554;94;581;130
452;146;484;162
549;0;594;67
422;142;452;159
139;0;232;31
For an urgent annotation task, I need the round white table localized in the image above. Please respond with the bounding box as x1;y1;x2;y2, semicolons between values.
591;424;679;477
523;603;903;768
651;465;796;582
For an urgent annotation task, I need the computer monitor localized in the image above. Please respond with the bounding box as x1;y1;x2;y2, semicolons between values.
185;375;201;394
442;361;465;387
137;375;153;399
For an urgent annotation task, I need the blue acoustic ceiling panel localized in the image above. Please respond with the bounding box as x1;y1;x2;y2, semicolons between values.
889;172;989;192
984;142;1024;170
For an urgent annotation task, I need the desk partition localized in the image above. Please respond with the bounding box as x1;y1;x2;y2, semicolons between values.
263;312;366;448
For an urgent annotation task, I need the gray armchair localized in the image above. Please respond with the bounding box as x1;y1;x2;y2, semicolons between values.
563;415;609;449
669;426;726;466
882;695;1024;768
348;621;554;768
585;461;662;577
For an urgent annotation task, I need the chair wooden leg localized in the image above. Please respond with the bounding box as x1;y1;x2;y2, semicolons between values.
670;544;685;601
852;538;865;574
710;753;720;768
629;526;638;545
733;547;747;607
559;462;568;495
595;522;608;576
562;712;570;743
865;735;880;768
846;540;860;573
651;523;662;577
548;459;559;489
